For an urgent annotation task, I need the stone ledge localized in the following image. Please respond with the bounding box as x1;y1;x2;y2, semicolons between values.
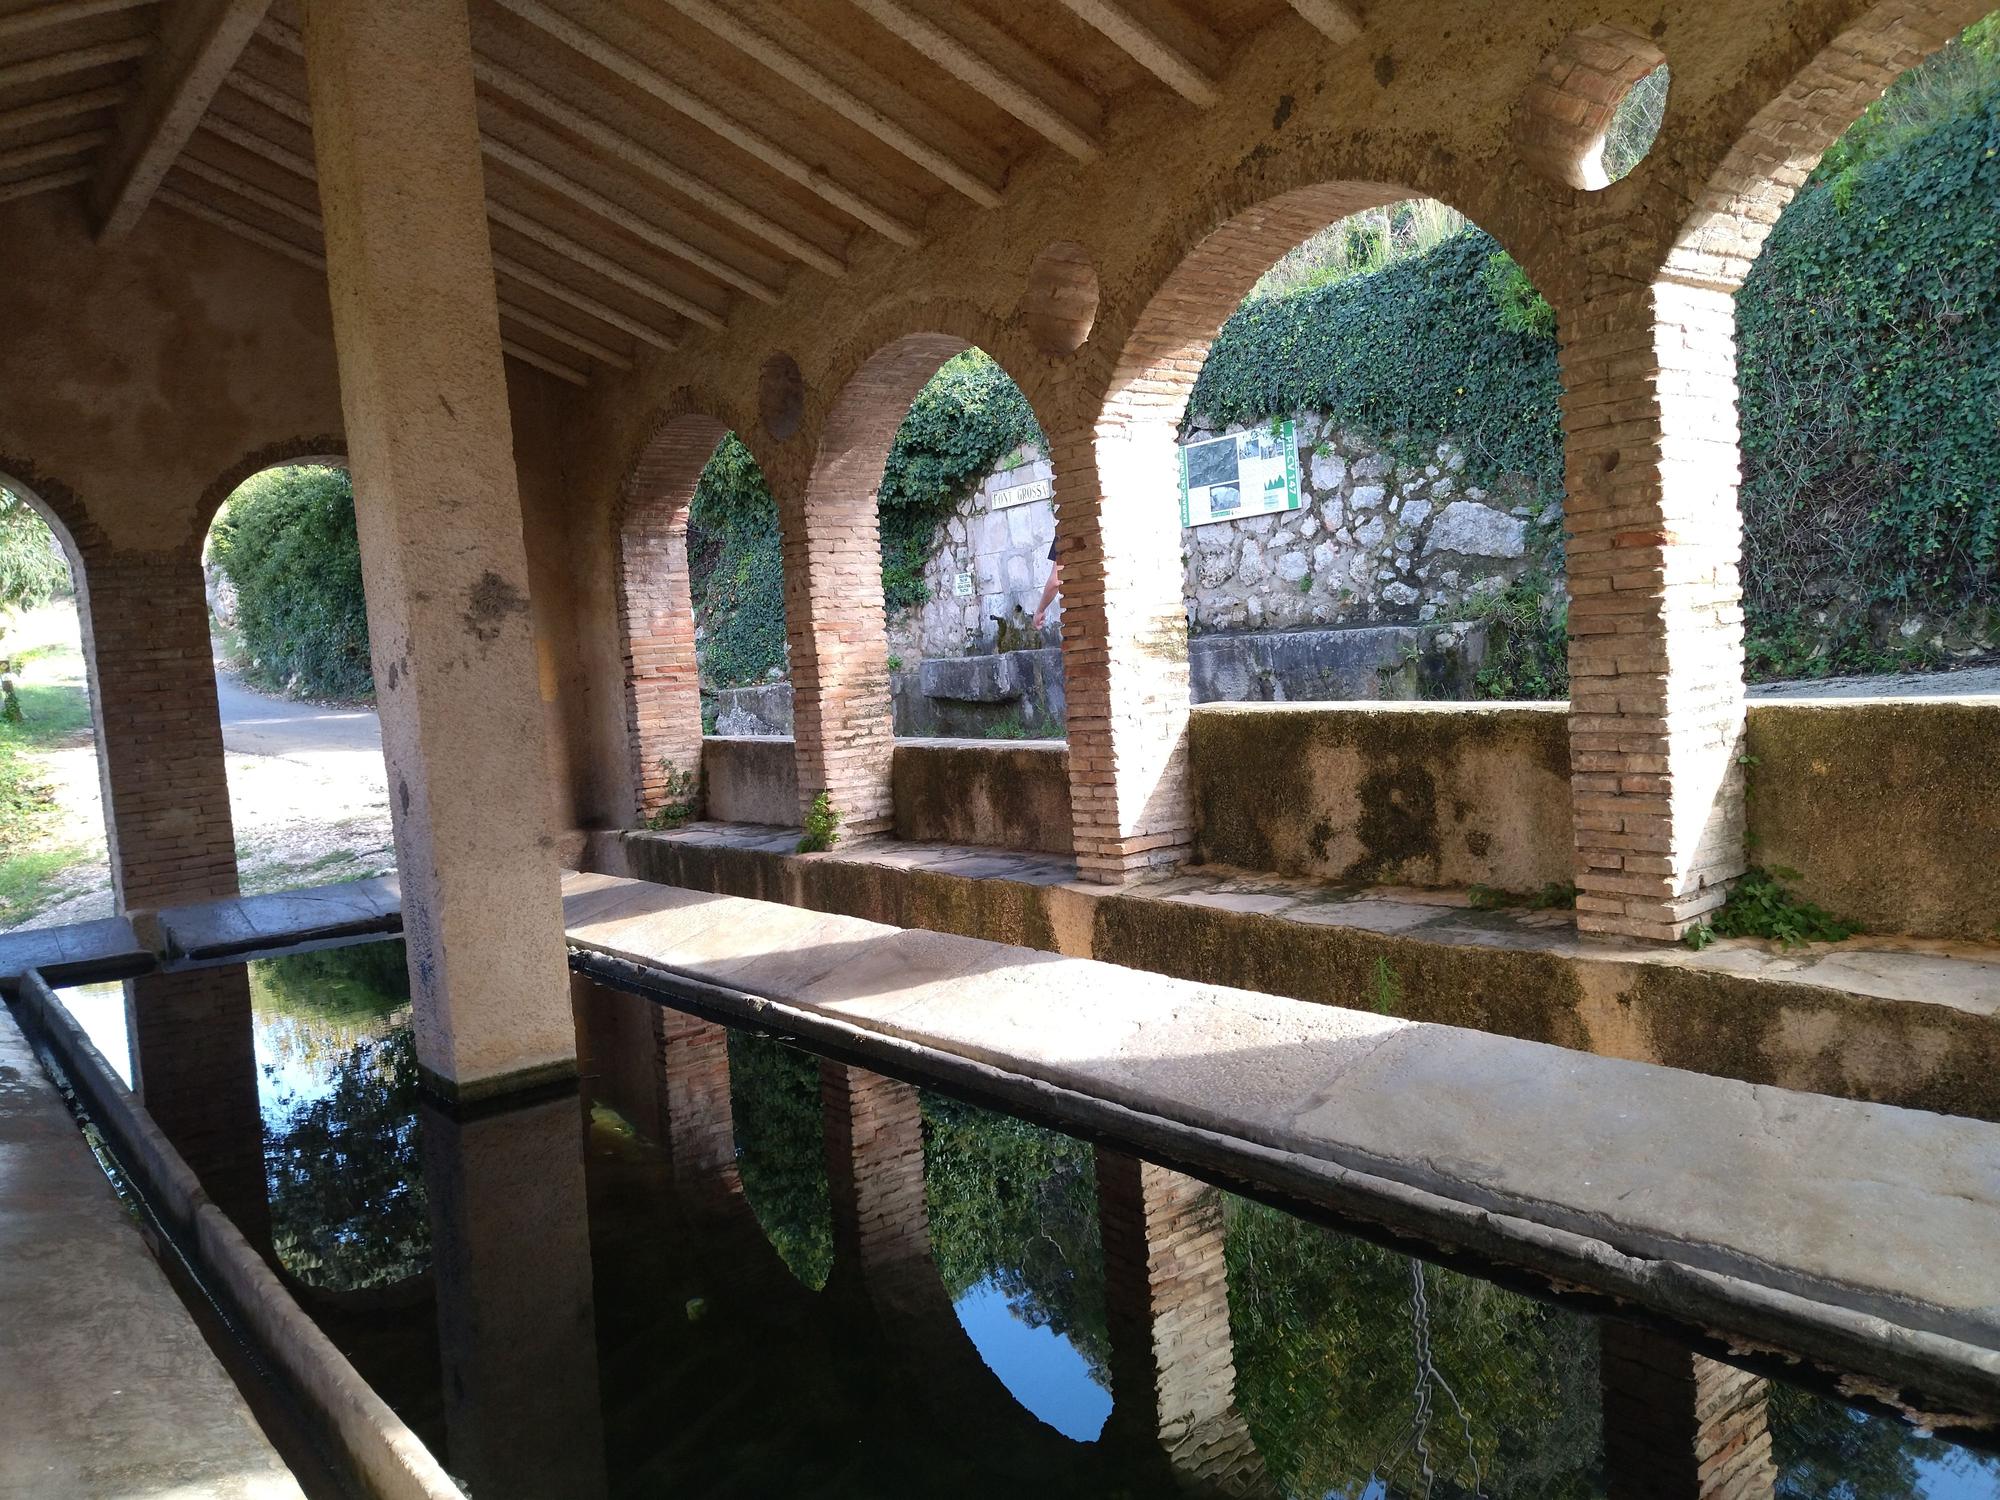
598;824;2000;1121
560;870;2000;1426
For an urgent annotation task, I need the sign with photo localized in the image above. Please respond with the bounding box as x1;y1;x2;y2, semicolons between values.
1179;418;1301;528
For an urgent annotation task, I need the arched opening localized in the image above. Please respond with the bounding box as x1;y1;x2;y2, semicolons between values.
202;461;396;897
0;475;101;931
726;1030;834;1291
789;334;1052;837
1066;182;1562;884
1591;2;2000;942
617;413;792;828
1515;25;1671;190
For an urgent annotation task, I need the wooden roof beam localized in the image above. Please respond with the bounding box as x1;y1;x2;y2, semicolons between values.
488;0;920;245
0;0;155;44
196;110;680;353
92;0;271;240
0;165;92;203
479;128;780;303
1051;0;1219;107
659;0;1003;205
174;152;634;370
0;37;149;91
155;185;591;386
0;128;108;173
1287;0;1362;45
0;85;130;135
487;198;723;330
847;0;1099;161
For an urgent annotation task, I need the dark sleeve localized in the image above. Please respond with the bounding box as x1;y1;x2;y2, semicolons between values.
1047;542;1057;563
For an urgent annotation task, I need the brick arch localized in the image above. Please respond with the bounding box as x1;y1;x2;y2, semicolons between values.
1664;0;1991;291
194;437;349;538
0;462;89;574
616;406;735;823
788;318;1051;834
1065;177;1533;881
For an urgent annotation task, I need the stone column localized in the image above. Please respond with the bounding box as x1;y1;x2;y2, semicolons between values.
73;540;238;912
1599;1323;1775;1499
1095;1150;1271;1495
125;965;268;1248
300;0;573;1097
1053;422;1195;882
1559;282;1748;940
422;1092;607;1500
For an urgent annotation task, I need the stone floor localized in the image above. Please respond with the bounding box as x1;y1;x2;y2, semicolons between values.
0;1007;304;1498
658;821;2000;1021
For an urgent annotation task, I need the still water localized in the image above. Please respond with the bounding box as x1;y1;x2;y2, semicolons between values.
59;943;2000;1500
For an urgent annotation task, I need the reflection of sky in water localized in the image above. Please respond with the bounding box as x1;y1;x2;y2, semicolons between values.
952;1276;1111;1442
1917;1451;2000;1497
55;981;131;1086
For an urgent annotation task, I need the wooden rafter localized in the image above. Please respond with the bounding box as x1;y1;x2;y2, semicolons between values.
1287;0;1362;45
660;0;1003;205
93;0;272;240
488;0;920;245
0;0;155;44
846;0;1099;161
487;198;724;330
0;165;91;203
0;128;108;173
0;85;129;136
0;37;149;91
1051;0;1218;107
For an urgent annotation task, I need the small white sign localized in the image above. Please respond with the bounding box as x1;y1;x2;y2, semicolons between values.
991;476;1053;512
952;571;975;598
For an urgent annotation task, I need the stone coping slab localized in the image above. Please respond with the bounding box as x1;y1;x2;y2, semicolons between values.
637;823;2000;1019
148;875;404;961
560;870;2000;1422
0;914;146;992
0;1005;306;1498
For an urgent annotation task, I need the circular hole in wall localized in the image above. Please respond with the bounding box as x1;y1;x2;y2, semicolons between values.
1516;26;1670;191
759;352;805;442
1021;240;1100;355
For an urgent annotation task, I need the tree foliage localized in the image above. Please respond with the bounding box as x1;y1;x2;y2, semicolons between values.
210;465;374;700
686;436;787;689
0;489;69;612
726;1030;834;1289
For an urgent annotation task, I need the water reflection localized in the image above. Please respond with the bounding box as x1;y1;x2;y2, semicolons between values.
53;948;2000;1499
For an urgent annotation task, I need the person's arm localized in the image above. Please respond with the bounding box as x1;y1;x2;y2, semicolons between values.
1032;558;1061;628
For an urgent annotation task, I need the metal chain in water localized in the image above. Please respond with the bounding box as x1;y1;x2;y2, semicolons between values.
1405;1257;1486;1499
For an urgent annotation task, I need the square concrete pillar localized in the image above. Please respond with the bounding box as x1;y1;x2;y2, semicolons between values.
1560;282;1749;941
301;0;573;1098
1599;1322;1775;1498
74;540;239;912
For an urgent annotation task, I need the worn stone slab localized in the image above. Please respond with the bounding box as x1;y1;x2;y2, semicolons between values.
0;915;146;992
561;872;2000;1405
149;875;403;961
0;1005;305;1498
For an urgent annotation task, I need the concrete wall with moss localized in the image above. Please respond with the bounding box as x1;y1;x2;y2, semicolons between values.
1745;700;2000;941
891;740;1072;855
1188;702;1574;892
702;736;798;826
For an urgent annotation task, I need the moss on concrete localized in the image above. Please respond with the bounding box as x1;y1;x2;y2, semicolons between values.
891;741;1071;855
1745;701;2000;941
1188;704;1571;890
603;834;2000;1122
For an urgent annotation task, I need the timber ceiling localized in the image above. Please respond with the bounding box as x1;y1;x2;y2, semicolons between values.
0;0;1356;386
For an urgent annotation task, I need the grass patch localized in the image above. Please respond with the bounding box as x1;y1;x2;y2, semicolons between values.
0;843;92;927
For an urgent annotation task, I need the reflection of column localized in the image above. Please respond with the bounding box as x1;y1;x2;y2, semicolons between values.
421;1092;607;1500
1096;1150;1271;1496
1599;1322;1775;1499
819;1060;930;1273
126;965;268;1248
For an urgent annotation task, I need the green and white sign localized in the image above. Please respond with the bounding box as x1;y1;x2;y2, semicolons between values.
1179;418;1301;528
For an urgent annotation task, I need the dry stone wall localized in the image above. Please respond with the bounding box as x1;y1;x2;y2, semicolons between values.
892;417;1556;661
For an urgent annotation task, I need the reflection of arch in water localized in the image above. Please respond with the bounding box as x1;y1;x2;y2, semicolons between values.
574;978;825;1291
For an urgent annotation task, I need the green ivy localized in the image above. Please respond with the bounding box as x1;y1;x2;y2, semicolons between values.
210;466;374;701
1185;227;1565;495
686;435;787;688
877;350;1043;612
1736;78;2000;671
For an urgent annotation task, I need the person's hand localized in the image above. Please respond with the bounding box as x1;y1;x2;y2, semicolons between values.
1032;604;1047;629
